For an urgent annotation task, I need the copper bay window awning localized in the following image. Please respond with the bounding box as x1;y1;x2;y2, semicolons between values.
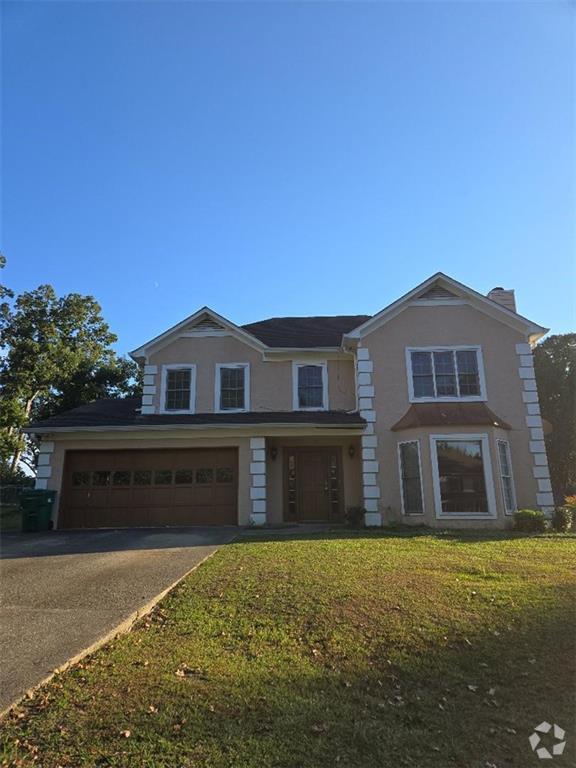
391;402;511;432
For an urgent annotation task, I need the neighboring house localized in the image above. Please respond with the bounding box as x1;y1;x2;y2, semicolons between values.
26;273;553;529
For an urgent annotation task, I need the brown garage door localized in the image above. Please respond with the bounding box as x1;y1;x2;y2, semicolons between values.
59;448;238;528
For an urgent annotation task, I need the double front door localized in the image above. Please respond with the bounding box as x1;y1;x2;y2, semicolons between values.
284;447;342;522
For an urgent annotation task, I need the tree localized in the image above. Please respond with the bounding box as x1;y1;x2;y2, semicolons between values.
533;333;576;503
0;253;14;329
0;281;140;475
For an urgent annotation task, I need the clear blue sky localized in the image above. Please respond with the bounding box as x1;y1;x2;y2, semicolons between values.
2;1;574;356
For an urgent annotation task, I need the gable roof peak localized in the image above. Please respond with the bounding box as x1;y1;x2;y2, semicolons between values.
343;272;547;343
129;305;267;360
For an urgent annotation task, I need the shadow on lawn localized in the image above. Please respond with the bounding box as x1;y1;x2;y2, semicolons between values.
185;610;576;768
238;526;571;545
2;526;571;561
3;578;575;768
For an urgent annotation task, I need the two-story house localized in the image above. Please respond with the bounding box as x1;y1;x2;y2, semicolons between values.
27;273;553;529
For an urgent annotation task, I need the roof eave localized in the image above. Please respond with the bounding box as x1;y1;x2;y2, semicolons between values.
24;421;366;435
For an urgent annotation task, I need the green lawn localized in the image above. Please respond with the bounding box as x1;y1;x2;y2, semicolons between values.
2;531;575;768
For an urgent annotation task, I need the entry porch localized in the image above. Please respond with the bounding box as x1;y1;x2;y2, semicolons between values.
252;435;365;526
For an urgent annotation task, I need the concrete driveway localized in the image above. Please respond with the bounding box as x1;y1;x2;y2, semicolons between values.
0;527;237;713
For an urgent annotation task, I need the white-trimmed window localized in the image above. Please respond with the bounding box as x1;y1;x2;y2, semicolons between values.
161;365;196;413
430;434;497;518
292;362;328;410
397;440;424;515
215;363;250;412
406;346;486;402
497;439;517;514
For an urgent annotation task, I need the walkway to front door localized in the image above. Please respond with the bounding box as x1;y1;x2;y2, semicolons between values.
284;447;343;523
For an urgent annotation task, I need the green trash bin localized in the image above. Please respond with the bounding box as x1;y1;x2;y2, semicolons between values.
19;490;56;532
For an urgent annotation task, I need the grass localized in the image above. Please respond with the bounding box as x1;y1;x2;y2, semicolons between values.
1;531;575;767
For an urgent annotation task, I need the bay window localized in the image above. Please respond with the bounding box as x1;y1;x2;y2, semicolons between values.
398;441;424;515
430;434;496;518
497;439;517;514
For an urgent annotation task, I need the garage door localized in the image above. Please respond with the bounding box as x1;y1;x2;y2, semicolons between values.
59;449;238;528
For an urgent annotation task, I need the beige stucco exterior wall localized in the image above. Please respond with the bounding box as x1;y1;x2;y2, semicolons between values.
148;337;356;413
363;304;540;527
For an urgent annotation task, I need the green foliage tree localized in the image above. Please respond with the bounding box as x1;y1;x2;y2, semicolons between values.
533;333;576;503
0;276;141;476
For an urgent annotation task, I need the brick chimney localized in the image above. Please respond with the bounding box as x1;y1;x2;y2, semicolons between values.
487;286;516;313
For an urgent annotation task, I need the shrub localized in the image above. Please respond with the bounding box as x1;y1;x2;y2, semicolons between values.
564;495;576;510
552;507;574;533
345;506;366;528
514;509;547;533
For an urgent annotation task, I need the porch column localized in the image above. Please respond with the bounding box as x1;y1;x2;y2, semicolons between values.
249;437;267;526
357;346;382;527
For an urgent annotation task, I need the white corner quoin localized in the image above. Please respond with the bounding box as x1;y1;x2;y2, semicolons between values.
249;437;267;525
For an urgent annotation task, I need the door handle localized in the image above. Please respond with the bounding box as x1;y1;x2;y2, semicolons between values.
324;481;329;492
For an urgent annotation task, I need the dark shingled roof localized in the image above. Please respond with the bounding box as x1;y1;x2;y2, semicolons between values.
26;397;366;431
391;403;511;431
241;315;371;348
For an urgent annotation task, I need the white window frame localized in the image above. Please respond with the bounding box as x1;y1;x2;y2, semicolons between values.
292;361;328;411
160;364;196;414
405;346;487;403
429;433;497;519
397;440;425;515
496;439;517;515
215;363;250;413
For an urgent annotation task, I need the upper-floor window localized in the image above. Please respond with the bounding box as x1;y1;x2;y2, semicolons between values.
292;362;327;410
406;346;486;402
215;363;250;412
161;365;196;413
